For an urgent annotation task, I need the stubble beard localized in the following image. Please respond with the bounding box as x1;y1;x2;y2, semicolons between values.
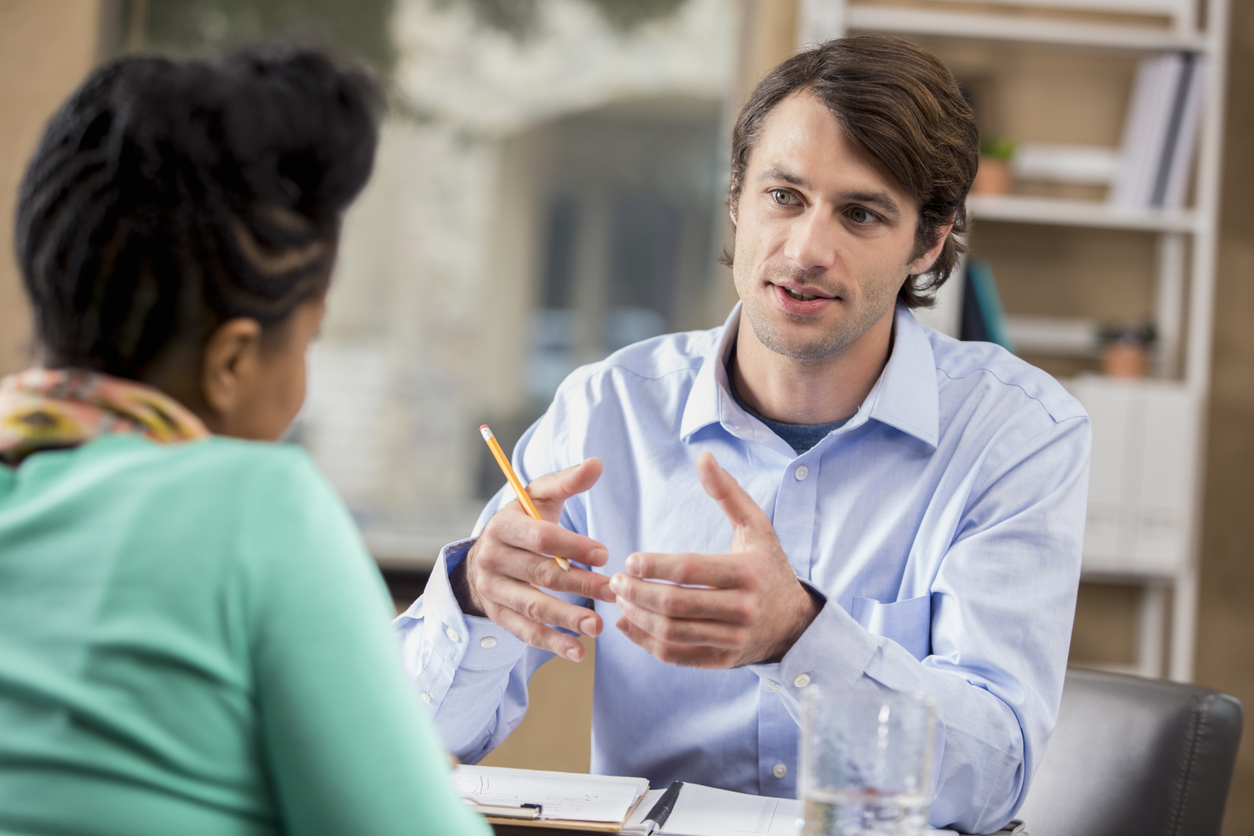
736;262;903;363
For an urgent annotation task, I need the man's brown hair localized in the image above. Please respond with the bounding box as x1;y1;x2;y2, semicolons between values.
724;35;979;308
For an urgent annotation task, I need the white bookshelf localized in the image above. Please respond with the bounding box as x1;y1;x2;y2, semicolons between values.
842;6;1209;51
966;195;1199;233
800;0;1229;682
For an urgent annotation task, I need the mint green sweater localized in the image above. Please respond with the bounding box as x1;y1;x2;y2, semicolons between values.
0;435;491;836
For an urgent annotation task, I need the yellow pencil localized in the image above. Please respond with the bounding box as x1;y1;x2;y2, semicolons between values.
479;424;571;571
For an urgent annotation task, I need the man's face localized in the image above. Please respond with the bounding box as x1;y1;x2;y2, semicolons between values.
731;91;940;363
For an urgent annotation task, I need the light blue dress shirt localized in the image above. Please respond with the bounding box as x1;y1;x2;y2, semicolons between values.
395;304;1090;834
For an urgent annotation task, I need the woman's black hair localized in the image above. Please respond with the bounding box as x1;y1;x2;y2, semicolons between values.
15;43;383;378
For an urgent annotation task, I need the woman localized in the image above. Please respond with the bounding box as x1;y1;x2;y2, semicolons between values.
0;45;491;836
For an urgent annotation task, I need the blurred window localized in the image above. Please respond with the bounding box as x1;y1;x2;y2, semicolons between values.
118;0;738;566
526;101;723;406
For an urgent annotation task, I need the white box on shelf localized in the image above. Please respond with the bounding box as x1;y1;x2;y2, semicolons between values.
1012;143;1121;185
1133;384;1198;572
1066;375;1198;575
1075;378;1133;568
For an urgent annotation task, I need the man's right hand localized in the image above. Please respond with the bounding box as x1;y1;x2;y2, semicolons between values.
451;458;615;662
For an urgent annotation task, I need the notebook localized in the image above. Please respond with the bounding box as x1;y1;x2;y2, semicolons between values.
453;764;649;831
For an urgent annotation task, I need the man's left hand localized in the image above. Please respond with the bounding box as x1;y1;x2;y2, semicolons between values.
610;451;822;668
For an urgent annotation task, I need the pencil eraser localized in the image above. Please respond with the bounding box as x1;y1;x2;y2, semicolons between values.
479;424;494;441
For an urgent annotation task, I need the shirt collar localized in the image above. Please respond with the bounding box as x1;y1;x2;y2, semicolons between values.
680;304;744;442
870;305;940;449
679;302;940;450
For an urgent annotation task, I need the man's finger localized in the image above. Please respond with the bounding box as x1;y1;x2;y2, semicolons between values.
486;573;602;638
695;452;771;535
620;552;744;590
476;535;614;605
616;594;749;647
609;571;756;622
524;458;604;520
523;555;615;605
489;511;609;568
616;616;736;668
491;603;588;661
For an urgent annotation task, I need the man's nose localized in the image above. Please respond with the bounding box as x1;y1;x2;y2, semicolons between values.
782;210;839;272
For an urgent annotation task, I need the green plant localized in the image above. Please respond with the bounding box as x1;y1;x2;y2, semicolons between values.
980;136;1017;162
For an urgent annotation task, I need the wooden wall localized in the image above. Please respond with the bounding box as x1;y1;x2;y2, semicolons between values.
0;0;109;376
1197;0;1254;829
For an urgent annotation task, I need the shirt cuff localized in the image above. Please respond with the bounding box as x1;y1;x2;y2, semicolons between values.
395;540;529;710
748;588;882;720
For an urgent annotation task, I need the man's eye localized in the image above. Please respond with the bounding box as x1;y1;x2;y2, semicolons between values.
848;206;878;224
770;189;795;205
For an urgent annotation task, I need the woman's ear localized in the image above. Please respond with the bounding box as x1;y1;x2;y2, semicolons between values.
199;317;264;419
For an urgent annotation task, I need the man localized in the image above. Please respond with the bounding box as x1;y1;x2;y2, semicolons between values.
396;35;1089;834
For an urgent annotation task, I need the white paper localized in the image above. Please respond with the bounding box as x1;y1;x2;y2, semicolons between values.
623;784;802;836
621;783;961;836
452;764;648;823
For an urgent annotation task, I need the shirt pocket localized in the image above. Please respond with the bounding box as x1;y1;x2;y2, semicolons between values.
850;594;932;661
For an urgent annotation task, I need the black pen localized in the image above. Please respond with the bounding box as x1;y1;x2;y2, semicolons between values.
640;781;684;834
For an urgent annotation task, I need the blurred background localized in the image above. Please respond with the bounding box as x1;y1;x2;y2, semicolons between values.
122;0;740;567
1;0;1251;831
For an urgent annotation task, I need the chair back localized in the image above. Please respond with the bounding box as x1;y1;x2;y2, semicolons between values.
1017;668;1243;836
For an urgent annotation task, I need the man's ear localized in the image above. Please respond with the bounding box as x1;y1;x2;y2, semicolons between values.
200;317;263;418
906;220;955;276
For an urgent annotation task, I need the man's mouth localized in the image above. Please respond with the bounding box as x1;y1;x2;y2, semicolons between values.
776;284;833;302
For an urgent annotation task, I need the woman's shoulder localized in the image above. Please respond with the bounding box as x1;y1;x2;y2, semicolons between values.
81;435;364;577
73;434;334;510
87;432;315;473
170;435;318;476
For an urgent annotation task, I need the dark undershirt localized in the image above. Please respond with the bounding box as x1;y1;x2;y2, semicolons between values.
727;350;849;455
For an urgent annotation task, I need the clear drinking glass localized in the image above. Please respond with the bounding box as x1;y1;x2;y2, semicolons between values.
798;689;938;836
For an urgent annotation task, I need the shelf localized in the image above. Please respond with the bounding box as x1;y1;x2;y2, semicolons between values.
845;5;1210;52
1081;566;1182;583
955;0;1182;15
967;194;1198;232
1004;314;1101;356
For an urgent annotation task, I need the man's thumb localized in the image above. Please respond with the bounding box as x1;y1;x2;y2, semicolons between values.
527;457;604;518
696;451;767;536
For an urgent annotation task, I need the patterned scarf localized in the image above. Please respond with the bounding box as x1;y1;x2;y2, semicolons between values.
0;368;209;465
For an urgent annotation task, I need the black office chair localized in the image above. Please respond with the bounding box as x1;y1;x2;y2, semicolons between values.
1016;668;1244;836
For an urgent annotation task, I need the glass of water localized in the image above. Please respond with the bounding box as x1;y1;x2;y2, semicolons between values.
798;688;937;836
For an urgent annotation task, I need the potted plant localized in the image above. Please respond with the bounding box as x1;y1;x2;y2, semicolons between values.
973;136;1017;196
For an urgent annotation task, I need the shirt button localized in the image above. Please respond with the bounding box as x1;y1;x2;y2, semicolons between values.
772;763;788;779
793;673;811;688
481;636;498;648
445;627;462;643
794;465;809;481
765;681;780;692
420;692;432;704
